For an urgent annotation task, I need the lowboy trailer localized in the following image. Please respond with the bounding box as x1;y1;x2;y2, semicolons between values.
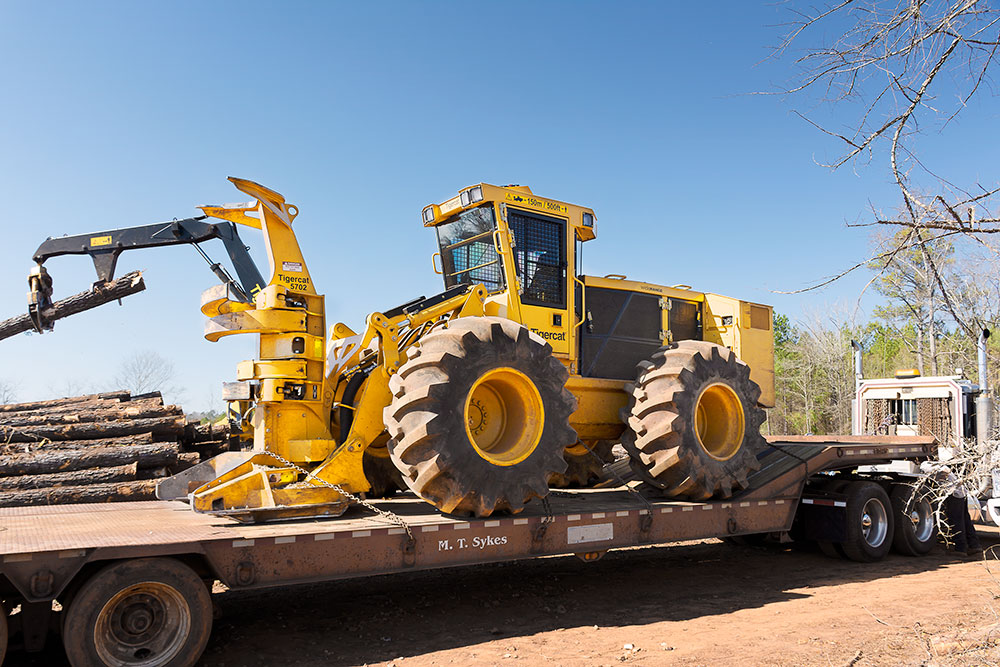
0;435;936;666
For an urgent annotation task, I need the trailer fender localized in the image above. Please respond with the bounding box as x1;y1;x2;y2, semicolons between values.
796;496;848;543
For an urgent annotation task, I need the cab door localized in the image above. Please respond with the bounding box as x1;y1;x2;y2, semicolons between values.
505;208;570;354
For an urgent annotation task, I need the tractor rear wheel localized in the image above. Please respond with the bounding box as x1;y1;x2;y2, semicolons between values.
385;317;576;516
549;440;615;488
362;434;405;498
621;341;766;500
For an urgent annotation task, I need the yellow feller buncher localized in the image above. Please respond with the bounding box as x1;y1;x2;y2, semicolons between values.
28;178;775;520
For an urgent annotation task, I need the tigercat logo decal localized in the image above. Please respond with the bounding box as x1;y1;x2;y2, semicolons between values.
277;273;310;291
531;328;565;341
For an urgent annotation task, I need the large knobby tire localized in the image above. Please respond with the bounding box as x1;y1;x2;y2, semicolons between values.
842;482;895;562
621;341;766;500
890;483;936;556
549;440;616;488
62;558;213;667
385;317;576;516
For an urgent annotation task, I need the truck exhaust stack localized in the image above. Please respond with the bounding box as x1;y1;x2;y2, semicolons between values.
977;329;992;447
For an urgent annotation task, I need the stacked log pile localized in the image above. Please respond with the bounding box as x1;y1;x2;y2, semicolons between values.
0;391;229;507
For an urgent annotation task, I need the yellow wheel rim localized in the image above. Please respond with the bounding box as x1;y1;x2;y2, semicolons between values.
694;382;745;461
465;367;544;466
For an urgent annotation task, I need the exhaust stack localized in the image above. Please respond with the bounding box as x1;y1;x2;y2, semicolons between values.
977;329;992;447
851;340;863;435
851;340;863;386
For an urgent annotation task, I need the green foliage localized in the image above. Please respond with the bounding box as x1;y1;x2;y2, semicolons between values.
773;312;795;351
188;409;225;424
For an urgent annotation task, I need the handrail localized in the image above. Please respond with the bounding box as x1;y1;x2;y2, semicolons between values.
574;274;587;329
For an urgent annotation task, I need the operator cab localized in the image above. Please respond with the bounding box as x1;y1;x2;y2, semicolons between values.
423;184;596;357
421;183;692;377
427;185;589;308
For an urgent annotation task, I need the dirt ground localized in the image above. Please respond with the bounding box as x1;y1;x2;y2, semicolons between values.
11;527;1000;667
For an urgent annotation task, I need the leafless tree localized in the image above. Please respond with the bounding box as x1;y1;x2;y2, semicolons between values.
0;380;16;405
902;435;999;547
113;351;176;396
772;308;862;434
775;1;1000;333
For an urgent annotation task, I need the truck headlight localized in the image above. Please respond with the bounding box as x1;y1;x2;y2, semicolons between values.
422;206;436;224
582;212;594;227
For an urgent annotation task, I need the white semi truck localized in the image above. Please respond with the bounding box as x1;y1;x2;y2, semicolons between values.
851;331;1000;524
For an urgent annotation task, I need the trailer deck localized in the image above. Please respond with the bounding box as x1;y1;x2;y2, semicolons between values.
0;436;934;607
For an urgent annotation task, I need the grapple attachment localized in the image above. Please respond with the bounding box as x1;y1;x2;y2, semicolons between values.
27;265;53;332
189;452;350;523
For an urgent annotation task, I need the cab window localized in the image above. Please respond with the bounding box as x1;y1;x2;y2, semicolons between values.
508;209;566;307
436;206;504;292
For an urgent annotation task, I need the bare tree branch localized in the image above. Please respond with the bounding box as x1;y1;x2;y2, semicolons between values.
776;0;1000;314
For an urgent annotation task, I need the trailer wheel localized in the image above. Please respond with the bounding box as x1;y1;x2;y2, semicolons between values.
817;540;846;559
549;440;615;488
724;533;768;547
1;600;7;666
890;483;936;556
385;317;575;516
621;341;766;499
62;558;212;667
841;482;894;563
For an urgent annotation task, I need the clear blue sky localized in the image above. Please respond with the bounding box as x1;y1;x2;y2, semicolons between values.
1;2;994;409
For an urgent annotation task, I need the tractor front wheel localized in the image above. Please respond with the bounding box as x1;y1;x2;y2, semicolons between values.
385;317;576;516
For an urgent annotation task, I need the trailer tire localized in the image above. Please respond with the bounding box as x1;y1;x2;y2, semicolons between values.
549;440;615;488
621;341;766;499
385;317;576;516
841;482;894;563
62;558;212;667
725;533;769;547
890;483;936;556
817;540;846;559
0;600;7;666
